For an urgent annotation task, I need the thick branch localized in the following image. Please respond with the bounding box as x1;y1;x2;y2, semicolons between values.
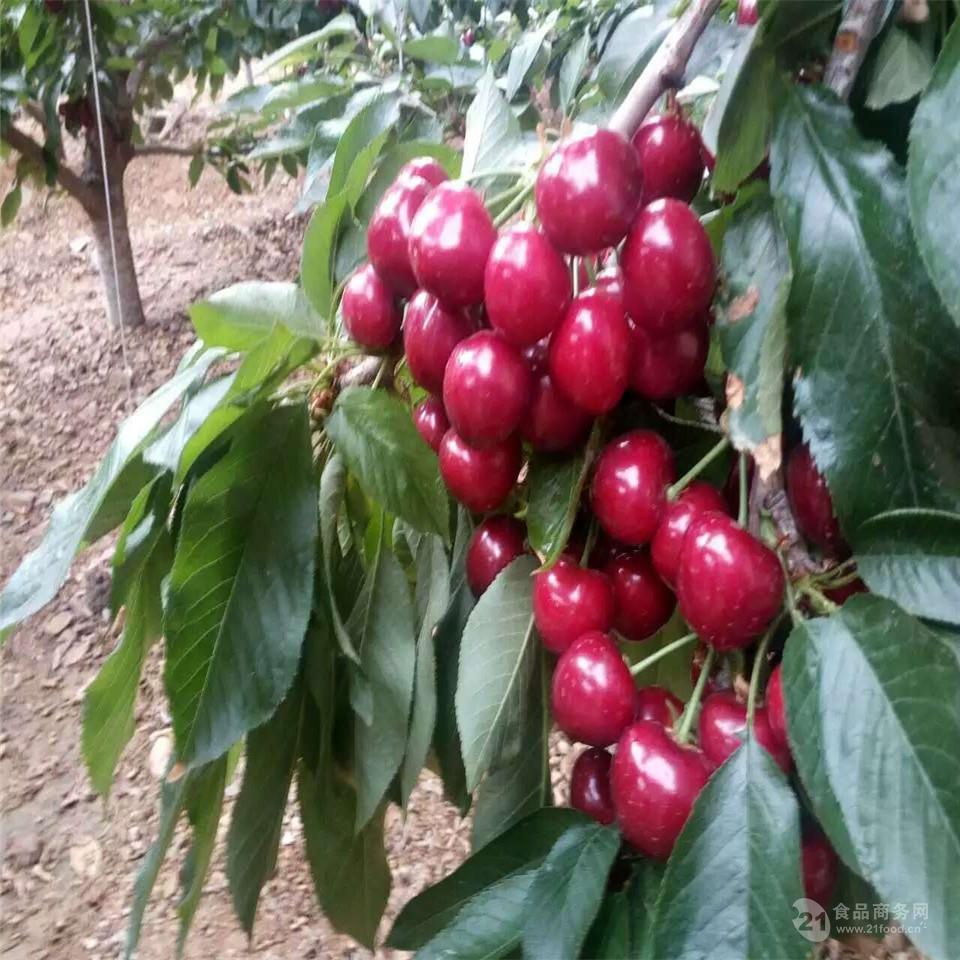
823;0;887;100
133;142;202;158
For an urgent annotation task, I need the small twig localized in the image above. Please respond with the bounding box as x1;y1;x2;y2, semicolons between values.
823;0;887;100
338;355;384;389
748;467;823;578
133;142;203;158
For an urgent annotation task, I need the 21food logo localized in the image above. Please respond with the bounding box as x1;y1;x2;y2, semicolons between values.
793;898;830;943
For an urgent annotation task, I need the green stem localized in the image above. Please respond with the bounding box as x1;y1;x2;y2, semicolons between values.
493;183;533;227
798;582;840;615
676;645;715;744
667;436;731;500
629;632;697;677
485;182;526;209
579;518;598;567
738;450;748;527
779;553;803;626
464;167;527;183
746;619;778;725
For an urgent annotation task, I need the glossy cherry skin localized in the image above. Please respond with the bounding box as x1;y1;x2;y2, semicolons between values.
737;0;759;25
403;290;476;394
398;156;449;187
535;129;643;255
677;513;784;650
412;397;449;452
786;444;846;556
631;113;705;206
570;748;615;825
409;182;497;308
651;481;728;588
697;690;792;773
367;175;433;297
611;719;713;860
765;664;787;746
521;373;593;452
604;550;675;642
438;430;520;513
551;631;638;746
466;516;527;596
635;685;684;727
548;291;632;415
630;320;709;400
533;558;615;655
591;430;676;545
802;831;839;906
622;198;717;335
484;224;572;346
341;264;402;349
521;336;550;375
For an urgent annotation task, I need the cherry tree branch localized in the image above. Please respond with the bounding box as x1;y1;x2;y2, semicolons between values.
823;0;887;100
133;142;203;158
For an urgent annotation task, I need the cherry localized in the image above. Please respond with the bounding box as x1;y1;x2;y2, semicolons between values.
690;640;734;695
737;0;759;25
786;444;846;556
409;182;496;308
651;481;728;588
484;224;572;346
533;558;615;654
604;549;675;642
398;156;449;187
611;719;713;860
594;267;624;302
621;198;716;335
466;516;527;596
569;748;615;824
631;114;705;206
551;632;638;746
548;291;632;414
802;831;838;906
341;264;401;350
367;175;433;297
630;320;709;400
412;397;449;452
403;290;475;394
438;430;520;513
521;336;550;375
591;430;676;545
765;663;787;746
697;690;792;773
635;685;683;727
462;27;475;46
535;128;642;255
824;577;868;604
521;372;593;452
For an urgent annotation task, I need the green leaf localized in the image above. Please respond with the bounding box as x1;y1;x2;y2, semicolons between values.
328;91;403;202
301;189;349;322
581;890;630;960
782;596;960;960
559;33;590;113
326;387;449;539
908;18;960;327
404;34;461;64
770;84;960;532
505;24;550;101
1;184;22;227
595;4;672;103
865;26;932;110
628;859;666;960
526;445;591;566
188;153;203;188
522;822;620;960
164;404;316;767
650;735;806;960
256;12;359;74
461;69;528;178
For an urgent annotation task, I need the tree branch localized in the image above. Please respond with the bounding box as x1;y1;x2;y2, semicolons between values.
823;0;887;100
126;20;198;101
133;142;202;158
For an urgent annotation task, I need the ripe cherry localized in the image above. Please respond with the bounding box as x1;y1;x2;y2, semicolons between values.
548;291;632;414
551;631;638;746
409;182;496;308
367;175;433;297
635;685;684;727
621;198;716;335
594;267;624;302
438;430;520;513
604;549;675;642
591;430;676;545
631;113;705;206
611;719;713;860
737;0;759;25
484;224;572;346
630;320;709;400
462;27;475;46
521;336;550;375
403;290;475;394
570;748;615;825
651;481;728;587
765;663;787;746
533;558;615;654
398;156;449;187
677;513;784;651
341;264;401;349
786;444;846;556
802;831;838;906
697;690;792;773
521;372;593;452
412;397;449;452
535;129;642;255
466;516;527;596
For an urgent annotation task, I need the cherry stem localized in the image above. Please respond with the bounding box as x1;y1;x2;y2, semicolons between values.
797;582;840;615
676;645;715;744
580;518;598;567
779;553;804;627
667;436;731;501
465;167;527;183
737;451;748;527
493;183;533;227
629;632;697;678
746;619;778;725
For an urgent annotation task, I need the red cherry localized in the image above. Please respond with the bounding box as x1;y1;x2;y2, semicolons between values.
412;397;449;452
484;224;572;346
786;444;846;556
535;129;642;255
737;0;759;25
604;550;675;642
462;27;475;46
533;558;615;655
398;156;449;187
651;481;728;588
621;198;716;335
802;831;838;906
697;690;792;773
823;577;868;604
765;664;787;745
438;430;520;513
690;640;734;695
442;331;532;448
591;430;676;545
521;336;551;375
569;748;615;825
630;320;709;400
367;176;433;297
611;719;713;860
635;685;684;727
594;268;624;302
631;114;705;206
409;182;496;308
341;264;401;349
403;290;475;394
676;513;784;651
466;516;527;596
551;631;638;746
548;291;632;414
521;372;593;452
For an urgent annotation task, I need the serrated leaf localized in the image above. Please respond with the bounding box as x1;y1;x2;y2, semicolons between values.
595;4;672;102
628;859;666;960
526;449;590;566
582;890;630;960
404;34;461;64
559;33;590;112
328;91;403;203
505;24;550;101
300;189;349;323
865;26;932;110
255;12;359;74
461;69;526;178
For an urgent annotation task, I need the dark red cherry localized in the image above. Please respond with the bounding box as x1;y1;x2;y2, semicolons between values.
484;224;572;346
651;481;728;588
442;331;532;447
521;336;551;375
398;156;449;187
548;291;632;415
591;430;675;545
611;719;713;860
802;831;838;906
533;558;615;655
409;182;496;308
604;550;675;642
438;430;520;513
786;444;846;556
341;264;402;349
765;664;787;745
697;690;792;773
535;129;642;255
412;397;449;452
594;267;624;302
737;0;759;25
677;513;784;651
824;577;868;604
367;176;433;297
551;631;638;746
462;27;475;46
630;320;709;400
403;290;475;394
570;748;615;825
635;685;684;727
466;515;527;596
521;373;593;452
631;113;705;206
621;198;716;335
